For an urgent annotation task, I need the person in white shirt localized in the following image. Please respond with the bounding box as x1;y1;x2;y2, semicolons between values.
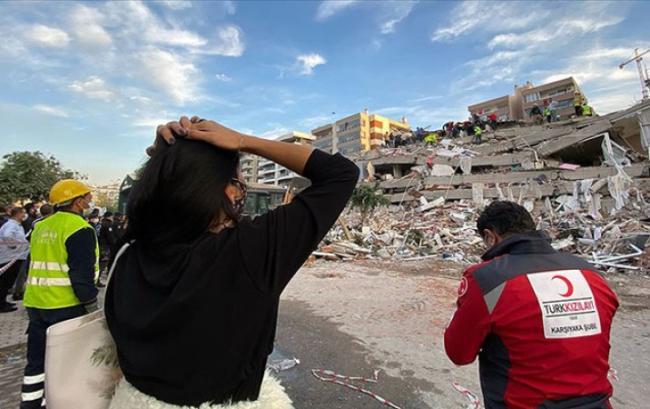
0;207;30;312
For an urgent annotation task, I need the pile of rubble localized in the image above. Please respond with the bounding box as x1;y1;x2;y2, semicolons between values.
313;202;649;273
312;101;650;272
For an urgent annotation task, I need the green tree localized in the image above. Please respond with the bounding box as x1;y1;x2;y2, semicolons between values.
94;190;118;212
0;151;81;204
349;184;390;226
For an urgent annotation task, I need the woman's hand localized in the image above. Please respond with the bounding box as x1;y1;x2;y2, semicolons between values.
185;118;243;151
147;116;243;156
146;120;187;156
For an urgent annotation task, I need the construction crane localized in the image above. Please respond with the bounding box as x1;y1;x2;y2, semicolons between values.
618;48;650;101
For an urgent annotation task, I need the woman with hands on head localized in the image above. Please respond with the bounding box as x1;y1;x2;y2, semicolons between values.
105;117;359;409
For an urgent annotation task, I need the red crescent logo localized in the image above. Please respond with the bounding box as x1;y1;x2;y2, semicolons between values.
552;275;574;297
458;277;469;297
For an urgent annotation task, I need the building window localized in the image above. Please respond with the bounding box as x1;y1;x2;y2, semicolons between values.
338;133;360;145
313;138;333;149
338;145;360;156
524;93;540;103
336;119;360;132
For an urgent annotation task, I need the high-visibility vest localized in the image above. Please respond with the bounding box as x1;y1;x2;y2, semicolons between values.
24;211;99;309
582;104;592;116
424;133;437;144
544;108;551;116
474;126;482;136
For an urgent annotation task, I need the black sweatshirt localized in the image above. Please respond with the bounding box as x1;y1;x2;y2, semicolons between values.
65;226;99;304
105;150;359;406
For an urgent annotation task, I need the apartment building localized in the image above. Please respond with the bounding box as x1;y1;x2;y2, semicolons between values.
257;131;314;187
468;82;532;121
467;77;586;123
521;77;584;120
311;111;410;156
240;153;259;184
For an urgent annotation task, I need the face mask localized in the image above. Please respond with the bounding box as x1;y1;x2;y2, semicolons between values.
22;213;28;221
224;178;248;221
82;199;95;217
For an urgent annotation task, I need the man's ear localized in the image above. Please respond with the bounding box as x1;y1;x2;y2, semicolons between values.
483;229;501;247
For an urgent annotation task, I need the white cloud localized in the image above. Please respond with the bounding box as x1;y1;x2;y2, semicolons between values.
442;2;629;94
431;1;550;42
104;0;207;48
296;53;326;75
34;104;69;118
380;1;416;34
159;0;193;10
316;0;358;21
410;95;443;103
589;92;638;114
68;5;112;48
69;76;116;101
223;1;236;15
316;0;413;34
128;95;153;103
132;117;170;128
138;48;199;105
487;16;624;50
259;127;291;139
541;47;641;86
23;25;70;48
215;73;232;82
196;25;245;56
147;26;207;47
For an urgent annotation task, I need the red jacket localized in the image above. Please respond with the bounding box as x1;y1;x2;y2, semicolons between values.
445;232;618;409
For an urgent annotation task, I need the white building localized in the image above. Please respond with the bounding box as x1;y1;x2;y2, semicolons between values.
257;131;314;187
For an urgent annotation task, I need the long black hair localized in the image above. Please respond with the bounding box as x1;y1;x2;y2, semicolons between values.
123;139;240;251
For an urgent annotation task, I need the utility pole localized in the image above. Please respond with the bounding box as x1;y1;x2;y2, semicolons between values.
619;48;650;101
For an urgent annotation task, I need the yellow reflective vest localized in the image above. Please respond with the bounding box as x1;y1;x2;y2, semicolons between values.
24;211;99;309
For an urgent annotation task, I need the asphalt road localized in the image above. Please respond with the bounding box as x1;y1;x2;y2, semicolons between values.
273;299;431;409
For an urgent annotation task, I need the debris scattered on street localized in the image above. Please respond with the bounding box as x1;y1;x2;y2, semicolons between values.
267;357;300;373
452;382;482;409
311;369;403;409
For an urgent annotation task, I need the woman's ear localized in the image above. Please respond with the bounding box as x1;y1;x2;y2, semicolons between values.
224;183;238;204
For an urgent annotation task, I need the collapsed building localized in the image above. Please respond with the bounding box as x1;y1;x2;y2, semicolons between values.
314;101;650;271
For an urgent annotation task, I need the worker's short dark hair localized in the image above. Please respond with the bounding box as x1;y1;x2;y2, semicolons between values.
104;212;113;218
10;207;25;218
476;201;536;238
40;204;54;216
24;202;35;212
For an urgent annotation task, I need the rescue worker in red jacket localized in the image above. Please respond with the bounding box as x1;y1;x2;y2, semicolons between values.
445;201;618;409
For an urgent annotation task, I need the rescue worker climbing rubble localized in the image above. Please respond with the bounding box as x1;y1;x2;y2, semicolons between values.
444;201;618;409
20;179;100;409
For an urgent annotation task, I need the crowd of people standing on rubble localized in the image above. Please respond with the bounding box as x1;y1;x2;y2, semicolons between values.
529;92;594;125
385;91;596;151
0;202;126;312
384;113;494;149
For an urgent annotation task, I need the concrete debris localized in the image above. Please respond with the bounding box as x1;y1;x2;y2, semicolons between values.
311;101;650;273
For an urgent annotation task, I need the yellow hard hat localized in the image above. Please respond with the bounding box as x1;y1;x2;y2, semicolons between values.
49;179;92;205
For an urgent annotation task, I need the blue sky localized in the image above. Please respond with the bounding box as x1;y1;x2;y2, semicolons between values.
1;0;649;184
